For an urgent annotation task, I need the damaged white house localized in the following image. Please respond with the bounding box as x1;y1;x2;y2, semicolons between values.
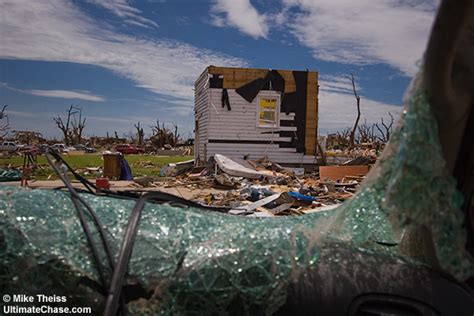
194;66;319;165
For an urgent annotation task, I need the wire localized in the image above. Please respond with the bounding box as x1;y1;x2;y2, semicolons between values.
45;152;116;284
47;149;228;211
104;191;179;316
46;148;230;315
48;149;96;193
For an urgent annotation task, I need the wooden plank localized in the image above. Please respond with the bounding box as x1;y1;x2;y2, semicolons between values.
208;66;300;92
319;165;369;181
305;71;318;155
208;67;268;89
278;70;296;93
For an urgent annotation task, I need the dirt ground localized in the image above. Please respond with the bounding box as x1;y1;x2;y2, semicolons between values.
0;179;225;201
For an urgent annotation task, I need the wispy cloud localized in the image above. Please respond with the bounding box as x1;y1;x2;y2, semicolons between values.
26;89;105;102
0;0;246;102
281;0;438;76
318;76;401;132
87;0;159;29
5;109;42;119
210;0;269;39
88;115;152;124
1;82;105;101
318;74;359;95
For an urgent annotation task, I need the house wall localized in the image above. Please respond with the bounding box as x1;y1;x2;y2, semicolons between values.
205;89;316;164
194;69;209;162
194;66;318;165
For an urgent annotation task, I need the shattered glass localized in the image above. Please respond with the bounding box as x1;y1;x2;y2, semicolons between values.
0;75;473;314
0;168;22;182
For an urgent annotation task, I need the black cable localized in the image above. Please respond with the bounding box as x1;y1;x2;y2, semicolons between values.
46;149;230;314
104;192;178;316
45;153;110;287
48;148;230;211
48;149;98;192
46;153;130;314
45;153;116;281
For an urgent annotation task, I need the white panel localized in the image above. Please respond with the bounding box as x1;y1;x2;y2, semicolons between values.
195;85;313;164
207;143;316;164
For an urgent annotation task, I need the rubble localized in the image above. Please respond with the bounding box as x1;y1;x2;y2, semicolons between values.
159;159;194;176
319;165;370;181
143;153;369;217
0;168;22;182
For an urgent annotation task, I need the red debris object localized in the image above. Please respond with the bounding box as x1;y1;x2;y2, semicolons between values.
96;178;110;192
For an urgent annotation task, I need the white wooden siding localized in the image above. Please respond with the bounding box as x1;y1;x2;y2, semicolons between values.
207;89;290;141
194;70;209;162
194;71;316;165
207;143;316;164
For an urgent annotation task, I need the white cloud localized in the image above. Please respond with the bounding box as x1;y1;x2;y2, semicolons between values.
0;0;246;102
318;76;401;133
1;82;105;102
282;0;438;76
5;109;39;119
210;0;269;39
318;74;358;95
87;0;159;29
26;89;105;102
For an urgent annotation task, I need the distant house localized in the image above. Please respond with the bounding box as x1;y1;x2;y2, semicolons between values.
194;66;319;165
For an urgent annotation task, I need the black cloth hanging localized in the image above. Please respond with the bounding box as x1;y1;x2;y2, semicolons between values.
235;70;285;103
221;88;231;111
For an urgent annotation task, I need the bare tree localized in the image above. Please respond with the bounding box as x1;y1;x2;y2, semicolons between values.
71;106;86;144
0;105;10;138
53;105;87;145
171;122;179;144
134;122;144;146
348;74;361;147
336;127;351;148
149;120;176;147
53;105;77;145
123;131;136;143
357;119;377;144
150;120;161;135
375;113;394;142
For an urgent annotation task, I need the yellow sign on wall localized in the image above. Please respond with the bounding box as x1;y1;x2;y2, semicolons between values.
259;97;277;110
258;96;279;127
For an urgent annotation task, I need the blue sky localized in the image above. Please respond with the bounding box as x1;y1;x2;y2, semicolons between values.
0;0;438;139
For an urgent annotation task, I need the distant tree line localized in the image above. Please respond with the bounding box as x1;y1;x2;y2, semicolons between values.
53;105;184;147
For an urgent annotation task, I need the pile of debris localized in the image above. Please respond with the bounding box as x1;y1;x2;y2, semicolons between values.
157;154;371;217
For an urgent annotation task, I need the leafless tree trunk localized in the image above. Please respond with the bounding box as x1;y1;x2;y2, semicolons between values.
71;106;86;144
357;119;377;144
348;74;361;148
336;127;351;148
171;122;179;145
375;112;394;142
150;120;177;147
0;105;10;138
134;122;144;147
53;105;77;145
53;105;86;145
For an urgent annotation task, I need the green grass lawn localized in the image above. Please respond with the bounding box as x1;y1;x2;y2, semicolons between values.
0;154;193;180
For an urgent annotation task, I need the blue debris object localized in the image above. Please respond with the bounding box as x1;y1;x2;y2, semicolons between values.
288;191;317;202
119;156;133;180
